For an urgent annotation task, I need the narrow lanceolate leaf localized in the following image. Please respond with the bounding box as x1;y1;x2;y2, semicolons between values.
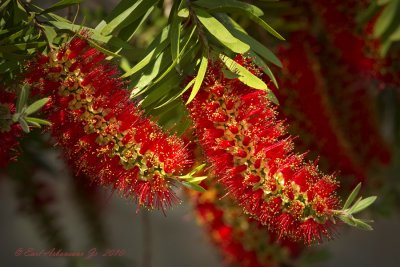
177;8;189;18
343;183;362;210
186;53;208;104
156;77;196;109
338;215;373;231
170;16;182;68
182;181;206;192
42;25;57;44
122;27;170;78
194;8;250;53
373;0;400;38
193;0;264;17
25;97;50;115
49;21;133;50
85;38;121;58
249;15;285;41
219;54;269;90
17;84;30;113
350;196;377;214
19;118;30;133
101;0;159;36
25;117;52;126
389;25;400;41
249;52;279;88
218;14;282;67
196;0;284;40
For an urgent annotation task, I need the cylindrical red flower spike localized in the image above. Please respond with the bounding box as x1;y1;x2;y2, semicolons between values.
188;178;303;267
0;91;21;168
274;32;368;183
24;37;191;210
186;56;341;244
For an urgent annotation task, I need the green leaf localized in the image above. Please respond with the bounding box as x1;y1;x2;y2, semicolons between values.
353;219;374;231
144;27;199;90
101;0;159;36
123;39;169;77
17;84;30;113
350;196;377;214
218;14;282;67
40;0;82;14
122;26;170;78
49;21;134;50
249;52;279;88
343;183;362;210
194;0;264;17
170;16;182;69
194;8;250;53
249;15;285;41
141;74;180;108
266;90;279;105
18;118;30;133
155;77;196;109
25;97;49;115
373;0;400;38
187;176;208;183
389;25;400;41
181;181;206;192
42;25;57;44
177;8;189;18
25;117;52;126
85;37;121;58
196;0;284;40
219;54;269;90
186;52;208;104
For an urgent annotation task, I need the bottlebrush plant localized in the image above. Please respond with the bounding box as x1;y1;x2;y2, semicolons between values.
0;0;399;266
185;55;376;244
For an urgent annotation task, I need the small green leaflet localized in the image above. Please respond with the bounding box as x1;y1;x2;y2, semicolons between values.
170;16;182;68
186;52;208;104
25;117;51;126
194;8;250;54
349;196;377;214
219;54;269;90
218;14;282;67
343;183;362;210
25;97;50;115
17;84;30;113
373;0;400;38
182;181;206;192
177;8;189;18
122;39;169;78
194;0;284;41
122;26;170;78
42;25;57;44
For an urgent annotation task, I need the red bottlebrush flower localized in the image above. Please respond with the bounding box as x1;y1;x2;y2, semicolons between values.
186;56;341;244
307;1;393;166
274;32;368;183
24;37;192;211
0;90;21;168
187;177;303;267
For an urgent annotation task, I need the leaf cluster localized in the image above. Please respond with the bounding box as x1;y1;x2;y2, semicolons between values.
334;183;377;231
